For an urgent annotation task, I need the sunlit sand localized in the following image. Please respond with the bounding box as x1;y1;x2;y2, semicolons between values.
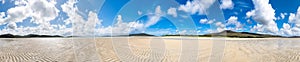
0;37;299;62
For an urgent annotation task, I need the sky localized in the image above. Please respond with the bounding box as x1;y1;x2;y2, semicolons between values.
0;0;300;36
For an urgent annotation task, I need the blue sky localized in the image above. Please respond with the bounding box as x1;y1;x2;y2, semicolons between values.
0;0;300;36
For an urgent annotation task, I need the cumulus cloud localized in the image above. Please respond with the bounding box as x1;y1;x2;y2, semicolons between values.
167;7;177;17
279;23;300;36
1;0;59;25
251;24;264;32
0;0;98;36
226;16;242;30
288;7;300;25
199;19;208;24
98;22;144;36
60;0;107;36
199;19;215;24
220;0;234;9
215;22;226;32
178;0;216;15
280;23;292;35
281;6;300;36
246;0;278;33
246;10;254;18
0;0;59;34
7;22;17;29
60;2;161;36
96;15;144;36
0;0;65;35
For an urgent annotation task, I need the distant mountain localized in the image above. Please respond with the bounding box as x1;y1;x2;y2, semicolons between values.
164;30;300;38
202;30;282;38
128;33;155;36
286;36;300;38
0;34;63;38
89;33;155;37
1;31;299;38
113;33;155;37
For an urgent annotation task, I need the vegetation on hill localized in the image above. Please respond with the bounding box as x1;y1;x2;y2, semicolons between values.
164;30;299;38
0;34;62;38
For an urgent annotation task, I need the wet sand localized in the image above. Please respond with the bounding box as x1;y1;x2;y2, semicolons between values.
0;37;299;62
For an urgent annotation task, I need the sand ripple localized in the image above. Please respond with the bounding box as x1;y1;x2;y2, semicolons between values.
0;38;299;62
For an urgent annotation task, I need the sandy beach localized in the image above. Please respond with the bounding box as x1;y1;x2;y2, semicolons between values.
0;37;299;62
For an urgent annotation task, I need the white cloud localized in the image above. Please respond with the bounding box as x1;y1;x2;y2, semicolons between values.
178;0;216;15
291;27;300;33
137;10;142;15
282;6;300;36
7;22;17;29
246;10;254;18
216;22;225;28
220;0;234;9
144;6;163;28
116;15;122;24
289;13;296;23
61;0;81;25
61;0;107;36
227;16;238;25
178;30;187;35
296;24;300;28
276;13;287;20
215;22;226;32
1;0;5;4
167;7;177;17
251;24;264;32
155;6;163;15
0;12;4;19
0;25;72;35
280;23;292;35
0;0;134;36
246;0;278;33
280;13;286;19
288;7;300;25
226;16;242;30
283;23;291;29
145;15;160;28
0;0;67;35
199;19;208;24
247;19;252;24
0;0;59;34
60;2;161;36
95;15;144;36
1;6;30;23
146;28;174;35
279;23;300;36
207;19;215;24
199;19;214;24
175;29;197;35
1;0;59;24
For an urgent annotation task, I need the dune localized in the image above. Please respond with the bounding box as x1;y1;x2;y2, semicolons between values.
0;37;300;62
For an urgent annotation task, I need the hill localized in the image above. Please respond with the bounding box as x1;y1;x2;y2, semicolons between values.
0;34;63;38
128;33;155;36
202;30;282;38
164;30;299;38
